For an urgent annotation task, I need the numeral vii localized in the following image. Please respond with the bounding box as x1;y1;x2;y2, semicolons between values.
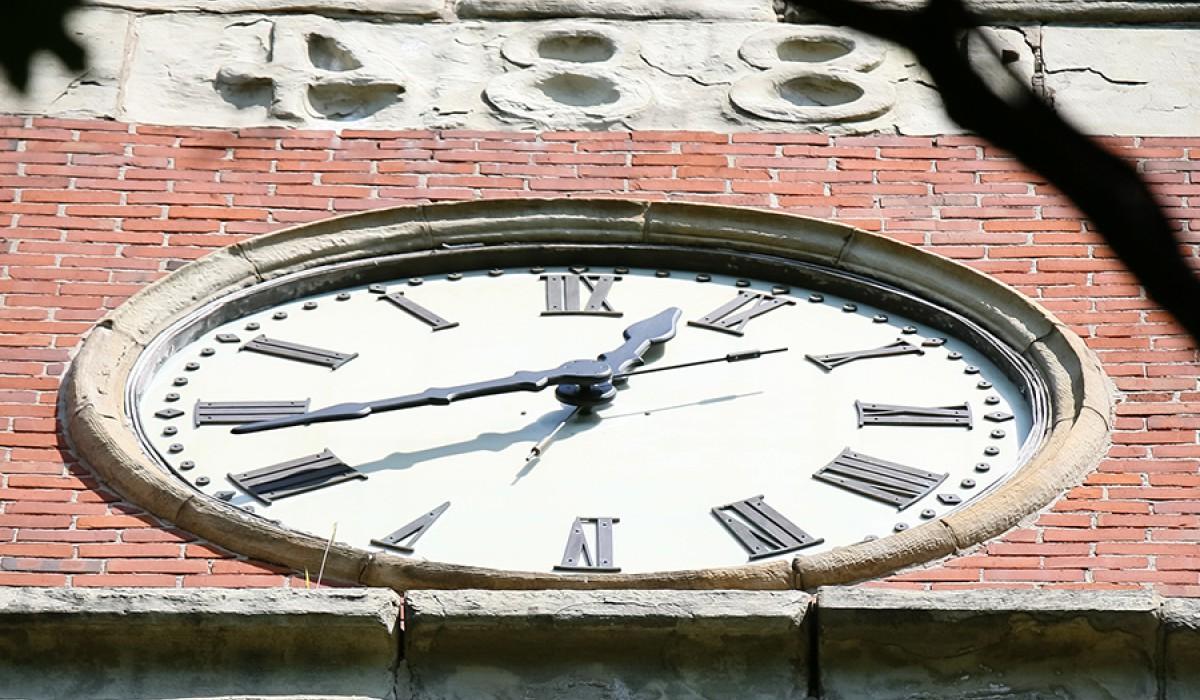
813;448;947;510
541;274;622;317
712;496;822;560
689;291;794;336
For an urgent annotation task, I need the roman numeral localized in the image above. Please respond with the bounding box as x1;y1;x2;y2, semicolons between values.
688;291;794;336
194;400;311;427
712;496;822;560
228;449;365;504
855;401;973;428
805;339;923;372
241;335;357;369
813;448;947;510
541;274;622;317
554;517;620;572
371;501;450;553
381;291;458;331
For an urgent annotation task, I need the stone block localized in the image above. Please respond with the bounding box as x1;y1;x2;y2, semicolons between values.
819;588;1160;700
456;0;775;20
0;7;128;119
403;589;812;699
1043;27;1200;136
0;588;401;700
1162;599;1200;700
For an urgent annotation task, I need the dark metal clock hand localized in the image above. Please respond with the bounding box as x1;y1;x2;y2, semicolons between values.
231;359;612;434
598;307;682;376
554;307;682;409
614;347;789;379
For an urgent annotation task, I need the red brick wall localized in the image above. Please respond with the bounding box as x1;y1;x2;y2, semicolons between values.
2;117;1198;593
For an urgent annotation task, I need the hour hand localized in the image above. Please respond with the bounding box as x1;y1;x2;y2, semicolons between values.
598;307;682;376
232;359;612;434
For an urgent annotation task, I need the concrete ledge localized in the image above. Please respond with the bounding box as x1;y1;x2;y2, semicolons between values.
0;588;401;700
4;587;1199;699
818;588;1161;700
402;589;813;698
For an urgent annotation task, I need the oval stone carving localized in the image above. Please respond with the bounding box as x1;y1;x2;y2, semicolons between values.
732;26;893;124
488;22;652;124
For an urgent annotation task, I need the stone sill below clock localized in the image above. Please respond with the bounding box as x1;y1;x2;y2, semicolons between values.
1;586;1193;699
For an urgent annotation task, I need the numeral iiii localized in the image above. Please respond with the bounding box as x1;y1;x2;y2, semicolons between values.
689;291;794;336
228;449;365;504
541;274;622;317
813;448;947;510
241;335;357;369
712;496;822;560
855;401;973;428
554;517;620;572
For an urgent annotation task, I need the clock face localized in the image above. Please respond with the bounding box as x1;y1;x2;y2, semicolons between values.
130;251;1042;575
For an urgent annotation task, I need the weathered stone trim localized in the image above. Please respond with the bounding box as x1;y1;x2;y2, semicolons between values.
6;587;1195;699
0;587;401;700
782;0;1200;22
64;199;1111;590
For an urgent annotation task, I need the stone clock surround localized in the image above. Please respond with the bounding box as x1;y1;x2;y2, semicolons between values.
63;198;1112;590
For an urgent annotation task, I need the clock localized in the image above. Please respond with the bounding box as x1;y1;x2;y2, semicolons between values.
68;200;1109;589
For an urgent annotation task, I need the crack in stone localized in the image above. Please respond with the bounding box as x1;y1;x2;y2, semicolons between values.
638;53;732;88
1046;66;1148;86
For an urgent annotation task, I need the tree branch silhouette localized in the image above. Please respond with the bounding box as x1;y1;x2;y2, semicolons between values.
786;0;1200;344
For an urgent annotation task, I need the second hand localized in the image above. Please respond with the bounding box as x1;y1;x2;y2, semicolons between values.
521;347;788;464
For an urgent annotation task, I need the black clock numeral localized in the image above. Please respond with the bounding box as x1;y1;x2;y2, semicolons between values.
855;401;973;428
813;448;947;510
194;400;311;427
712;496;822;560
688;291;794;336
806;339;923;372
241;335;357;369
381;291;458;331
228;448;365;504
371;501;450;553
541;274;622;317
554;516;620;572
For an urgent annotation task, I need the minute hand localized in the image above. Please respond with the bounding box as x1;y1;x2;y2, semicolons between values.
599;307;682;375
231;359;612;434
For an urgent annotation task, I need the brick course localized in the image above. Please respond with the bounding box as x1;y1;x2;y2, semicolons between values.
1;117;1197;592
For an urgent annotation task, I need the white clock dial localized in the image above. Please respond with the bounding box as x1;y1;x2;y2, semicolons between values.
132;262;1037;574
